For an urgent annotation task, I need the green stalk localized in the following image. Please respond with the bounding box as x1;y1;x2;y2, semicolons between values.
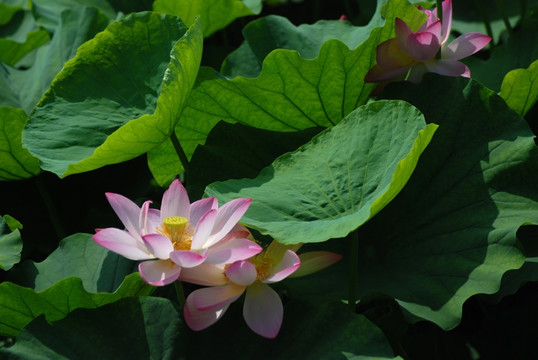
170;130;190;181
496;0;514;36
348;230;359;312
174;281;186;309
436;0;443;25
520;0;527;23
436;0;443;59
473;0;494;46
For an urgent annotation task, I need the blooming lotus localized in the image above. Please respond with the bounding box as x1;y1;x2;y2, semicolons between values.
181;240;342;338
365;0;491;84
93;179;257;286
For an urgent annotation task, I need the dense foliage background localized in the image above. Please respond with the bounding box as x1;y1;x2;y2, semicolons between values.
1;0;538;358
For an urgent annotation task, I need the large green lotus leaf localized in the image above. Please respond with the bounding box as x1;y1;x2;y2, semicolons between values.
0;2;23;25
0;297;186;360
221;8;386;78
205;100;437;244
0;29;50;66
0;215;23;271
187;121;323;199
31;0;117;32
500;59;538;116
22;12;203;177
1;7;110;113
147;0;427;185
344;75;538;330
0;107;41;180
153;0;261;37
0;297;400;359
0;273;153;337
7;233;137;293
465;16;538;92
0;3;50;66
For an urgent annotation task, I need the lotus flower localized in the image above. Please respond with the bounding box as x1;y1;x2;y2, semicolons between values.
93;179;257;286
365;0;491;84
181;240;342;338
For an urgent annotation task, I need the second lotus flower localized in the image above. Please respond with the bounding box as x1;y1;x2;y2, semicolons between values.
365;0;491;84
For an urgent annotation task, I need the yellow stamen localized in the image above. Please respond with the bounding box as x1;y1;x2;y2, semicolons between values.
159;216;193;251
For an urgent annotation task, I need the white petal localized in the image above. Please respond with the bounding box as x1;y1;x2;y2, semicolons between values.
202;198;252;248
160;179;190;220
138;259;181;286
189;197;218;226
169;249;208;268
192;283;245;311
179;263;227;286
184;293;230;331
243;282;283;339
264;250;300;283
191;209;217;249
142;233;174;259
226;260;257;286
93;228;152;260
206;237;262;264
105;193;142;238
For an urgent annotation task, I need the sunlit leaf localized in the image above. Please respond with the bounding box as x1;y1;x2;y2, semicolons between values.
500;59;538;116
206;100;437;244
153;0;262;37
148;0;427;185
22;12;203;177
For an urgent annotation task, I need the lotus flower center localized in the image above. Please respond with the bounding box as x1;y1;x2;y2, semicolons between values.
251;256;273;281
161;216;192;251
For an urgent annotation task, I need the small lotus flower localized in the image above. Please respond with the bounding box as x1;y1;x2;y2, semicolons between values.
365;0;491;84
93;179;256;286
181;240;342;338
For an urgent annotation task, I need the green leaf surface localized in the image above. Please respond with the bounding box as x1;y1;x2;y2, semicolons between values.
500;59;538;116
0;107;41;180
221;11;386;78
8;233;138;293
1;7;110;113
0;215;23;271
31;0;117;32
0;2;22;25
0;297;399;359
0;273;153;337
205;100;437;244
22;12;203;177
187;121;323;198
148;0;427;185
0;29;50;66
0;297;186;360
153;0;262;37
351;75;538;329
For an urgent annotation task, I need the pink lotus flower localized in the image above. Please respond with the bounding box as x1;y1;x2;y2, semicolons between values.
93;179;257;286
181;240;342;338
365;0;491;84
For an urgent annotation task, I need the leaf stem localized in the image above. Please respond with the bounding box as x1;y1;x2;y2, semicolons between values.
170;130;190;181
348;229;359;312
473;0;495;46
496;0;514;36
174;280;186;309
